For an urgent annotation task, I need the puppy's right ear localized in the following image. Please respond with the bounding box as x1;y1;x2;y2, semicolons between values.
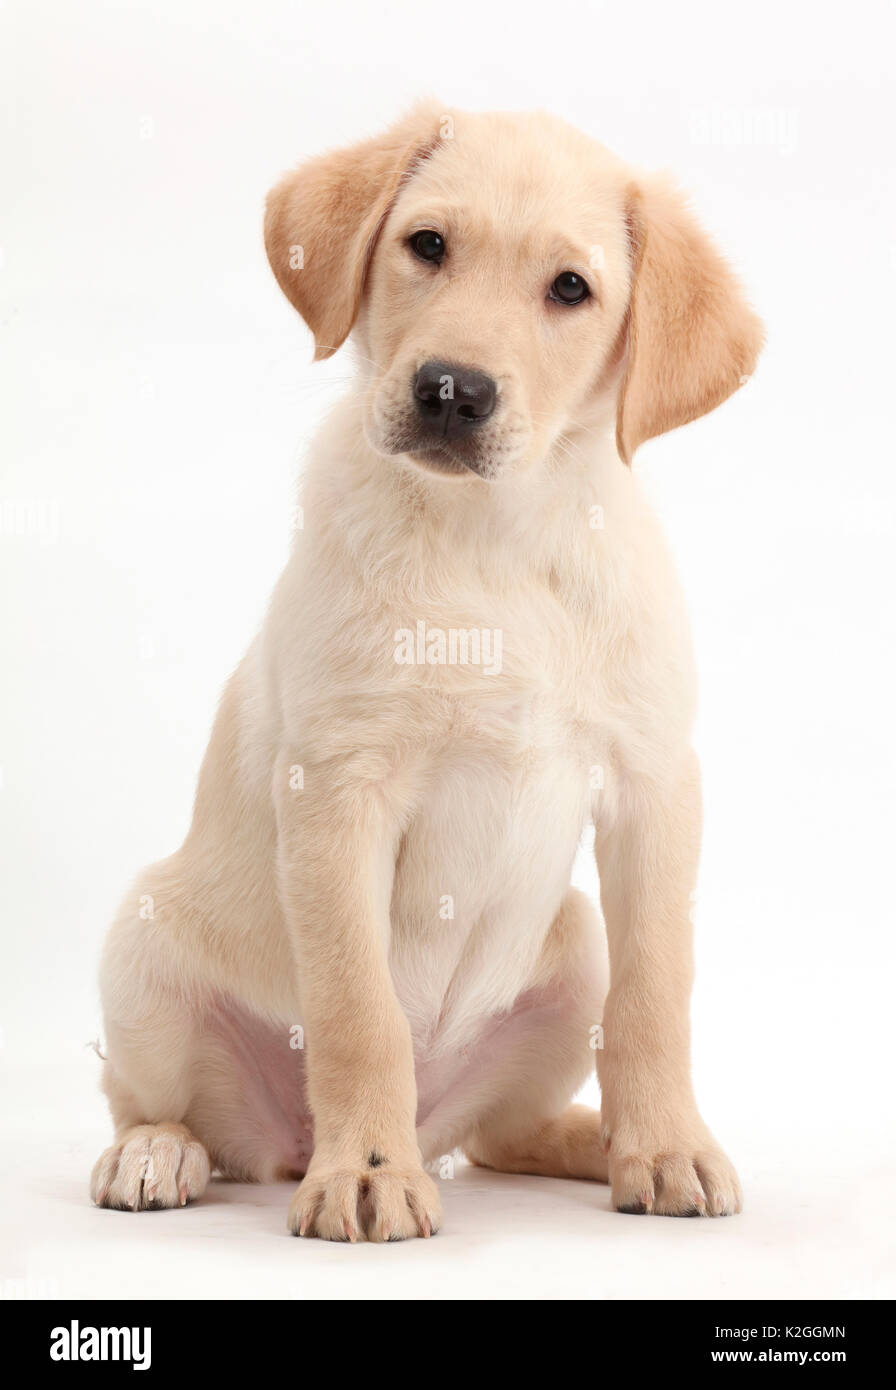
264;103;442;360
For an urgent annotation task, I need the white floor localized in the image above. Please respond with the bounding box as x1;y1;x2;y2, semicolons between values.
2;1062;892;1302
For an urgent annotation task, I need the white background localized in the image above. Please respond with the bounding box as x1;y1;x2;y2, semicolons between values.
1;0;894;1300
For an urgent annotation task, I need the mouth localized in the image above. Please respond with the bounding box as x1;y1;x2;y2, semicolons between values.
405;440;493;478
378;425;497;479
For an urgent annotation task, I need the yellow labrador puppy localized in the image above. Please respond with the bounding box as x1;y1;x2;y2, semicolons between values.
91;104;763;1240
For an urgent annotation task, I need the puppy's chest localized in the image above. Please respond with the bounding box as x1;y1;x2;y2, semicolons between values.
389;694;591;1037
446;677;578;750
396;688;592;920
389;581;608;740
380;576;625;831
385;592;616;1025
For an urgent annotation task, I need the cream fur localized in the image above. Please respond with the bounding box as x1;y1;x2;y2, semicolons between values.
91;105;762;1239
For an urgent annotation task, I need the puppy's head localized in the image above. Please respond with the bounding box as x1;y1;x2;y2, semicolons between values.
265;104;763;479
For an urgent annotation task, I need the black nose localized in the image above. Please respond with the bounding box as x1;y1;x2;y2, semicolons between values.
413;360;497;439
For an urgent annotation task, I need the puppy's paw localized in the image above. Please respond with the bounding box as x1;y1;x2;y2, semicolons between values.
605;1128;742;1217
90;1123;210;1211
288;1158;442;1242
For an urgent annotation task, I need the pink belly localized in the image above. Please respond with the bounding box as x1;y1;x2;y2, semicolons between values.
198;983;561;1179
199;992;476;1176
199;997;314;1180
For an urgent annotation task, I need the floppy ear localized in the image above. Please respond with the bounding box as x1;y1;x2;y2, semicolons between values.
264;103;442;360
616;180;764;464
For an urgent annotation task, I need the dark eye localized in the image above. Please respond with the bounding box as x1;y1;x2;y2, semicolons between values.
550;271;589;305
409;229;445;264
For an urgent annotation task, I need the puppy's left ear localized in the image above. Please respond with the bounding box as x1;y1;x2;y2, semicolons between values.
265;102;442;360
616;179;764;464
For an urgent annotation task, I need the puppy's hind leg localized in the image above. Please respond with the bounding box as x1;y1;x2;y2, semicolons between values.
91;906;211;1211
465;1104;608;1183
91;1041;211;1211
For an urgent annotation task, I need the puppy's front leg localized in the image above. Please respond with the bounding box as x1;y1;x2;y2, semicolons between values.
275;752;441;1242
595;749;742;1217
